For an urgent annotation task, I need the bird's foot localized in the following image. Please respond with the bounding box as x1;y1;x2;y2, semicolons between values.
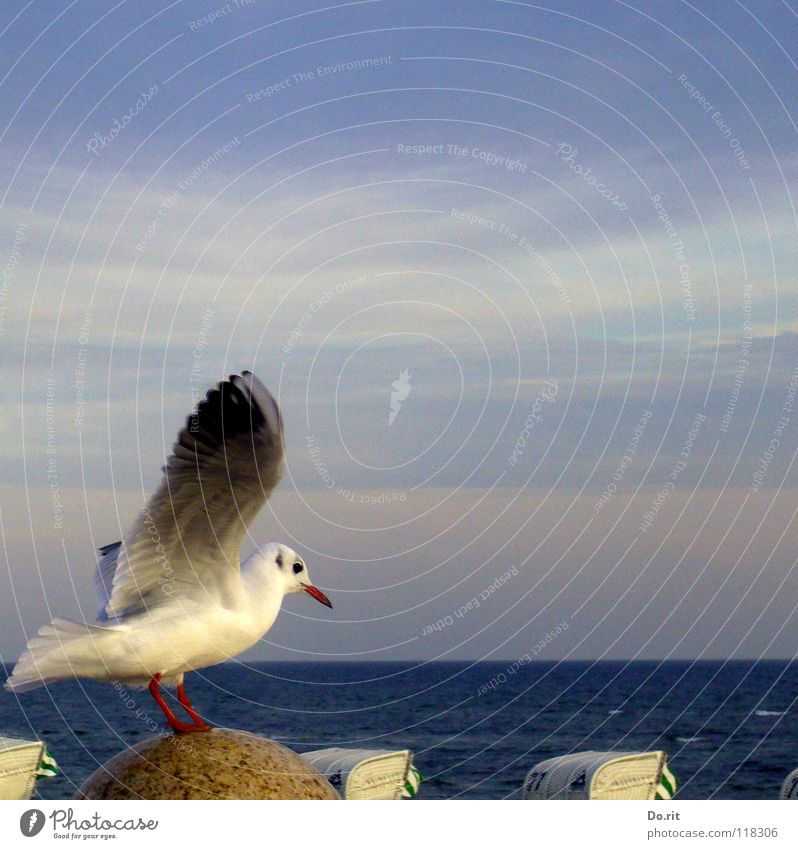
149;674;212;734
177;682;208;728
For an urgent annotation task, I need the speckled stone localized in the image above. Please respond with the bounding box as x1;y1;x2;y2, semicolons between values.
76;728;340;800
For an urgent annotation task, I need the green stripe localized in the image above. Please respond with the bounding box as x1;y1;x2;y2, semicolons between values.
655;765;678;800
402;766;422;798
35;748;59;778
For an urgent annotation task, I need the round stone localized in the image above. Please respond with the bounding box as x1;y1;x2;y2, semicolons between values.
76;728;340;800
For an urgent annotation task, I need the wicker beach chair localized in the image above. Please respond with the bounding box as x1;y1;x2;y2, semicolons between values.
780;767;798;799
300;748;418;799
0;735;47;800
522;750;677;800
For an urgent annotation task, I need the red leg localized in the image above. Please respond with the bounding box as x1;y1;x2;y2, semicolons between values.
178;682;210;730
148;674;210;733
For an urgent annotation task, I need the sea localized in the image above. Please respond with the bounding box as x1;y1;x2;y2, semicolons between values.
1;660;796;800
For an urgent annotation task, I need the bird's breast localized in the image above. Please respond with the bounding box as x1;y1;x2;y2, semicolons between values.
125;604;270;674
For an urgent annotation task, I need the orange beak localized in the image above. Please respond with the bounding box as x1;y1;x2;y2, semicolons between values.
303;584;332;608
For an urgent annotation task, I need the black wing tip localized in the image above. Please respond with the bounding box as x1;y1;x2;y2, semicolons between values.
188;371;269;442
98;541;122;555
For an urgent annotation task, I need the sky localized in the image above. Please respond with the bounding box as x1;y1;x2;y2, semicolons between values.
1;0;797;664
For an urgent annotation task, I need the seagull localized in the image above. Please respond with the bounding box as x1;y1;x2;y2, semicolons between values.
4;371;332;733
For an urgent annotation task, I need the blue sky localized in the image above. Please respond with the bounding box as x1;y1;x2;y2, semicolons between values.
1;0;797;664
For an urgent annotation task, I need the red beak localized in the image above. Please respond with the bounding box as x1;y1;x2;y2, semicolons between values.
303;584;332;608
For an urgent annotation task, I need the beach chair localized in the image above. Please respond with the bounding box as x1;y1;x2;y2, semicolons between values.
300;748;418;799
0;735;51;800
780;767;798;799
522;750;678;800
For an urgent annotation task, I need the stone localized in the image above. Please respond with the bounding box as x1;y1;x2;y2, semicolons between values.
76;728;340;800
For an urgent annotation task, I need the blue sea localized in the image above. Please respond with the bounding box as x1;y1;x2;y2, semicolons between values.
2;660;796;800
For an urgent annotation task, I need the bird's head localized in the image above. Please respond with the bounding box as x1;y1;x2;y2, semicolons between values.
258;543;332;608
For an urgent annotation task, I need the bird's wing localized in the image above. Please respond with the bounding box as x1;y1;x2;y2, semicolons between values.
102;371;283;620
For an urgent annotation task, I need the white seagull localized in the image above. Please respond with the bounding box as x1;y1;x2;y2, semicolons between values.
4;371;331;733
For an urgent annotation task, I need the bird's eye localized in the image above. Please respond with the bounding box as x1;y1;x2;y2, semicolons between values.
293;562;304;574
276;555;283;568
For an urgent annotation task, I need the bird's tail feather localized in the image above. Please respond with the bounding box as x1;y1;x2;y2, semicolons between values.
4;618;116;693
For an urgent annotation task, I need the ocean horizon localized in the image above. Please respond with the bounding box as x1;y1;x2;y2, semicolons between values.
2;659;795;800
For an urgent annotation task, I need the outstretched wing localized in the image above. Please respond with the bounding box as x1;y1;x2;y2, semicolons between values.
101;371;283;620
